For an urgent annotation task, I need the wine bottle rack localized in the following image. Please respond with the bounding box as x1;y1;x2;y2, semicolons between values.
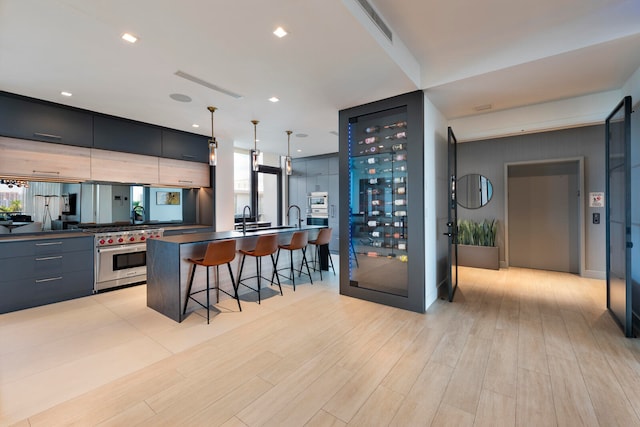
352;124;409;260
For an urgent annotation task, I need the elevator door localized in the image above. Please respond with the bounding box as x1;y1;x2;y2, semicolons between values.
508;161;580;273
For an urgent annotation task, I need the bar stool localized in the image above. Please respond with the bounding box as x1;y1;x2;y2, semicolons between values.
183;239;240;324
237;234;282;304
308;227;336;280
272;231;313;291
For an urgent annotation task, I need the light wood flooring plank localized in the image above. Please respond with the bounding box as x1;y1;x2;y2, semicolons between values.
441;334;493;414
515;368;556;427
473;389;516;427
431;403;475;427
547;355;599;427
305;410;346;427
483;327;518;398
347;385;405;427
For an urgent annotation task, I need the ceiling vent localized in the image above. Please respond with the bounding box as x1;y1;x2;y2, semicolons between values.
355;0;393;43
174;70;243;99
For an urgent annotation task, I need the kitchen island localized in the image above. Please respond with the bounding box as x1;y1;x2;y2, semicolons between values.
146;226;326;322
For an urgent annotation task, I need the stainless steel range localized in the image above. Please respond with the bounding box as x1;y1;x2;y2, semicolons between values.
93;226;164;292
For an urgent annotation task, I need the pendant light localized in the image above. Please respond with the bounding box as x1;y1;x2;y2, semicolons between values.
251;120;260;172
285;130;292;175
207;106;218;166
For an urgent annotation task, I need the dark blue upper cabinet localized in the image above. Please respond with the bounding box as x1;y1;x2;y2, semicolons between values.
0;92;93;147
93;115;162;156
161;129;209;163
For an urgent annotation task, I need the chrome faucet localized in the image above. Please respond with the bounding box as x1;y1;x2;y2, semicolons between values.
287;204;302;228
242;205;252;234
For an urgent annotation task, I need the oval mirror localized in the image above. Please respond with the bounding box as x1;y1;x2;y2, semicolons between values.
457;174;493;209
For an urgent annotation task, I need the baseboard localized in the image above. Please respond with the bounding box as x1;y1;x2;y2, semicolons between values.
583;269;605;280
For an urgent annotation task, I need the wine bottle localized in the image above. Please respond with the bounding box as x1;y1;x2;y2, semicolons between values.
395;165;407;172
385;131;406;140
359;146;379;155
368;178;379;184
358;136;379;145
370;231;381;237
384;121;407;129
391;143;405;151
393;176;406;184
394;210;407;217
371;200;382;206
395;187;406;195
364;126;380;134
393;221;404;227
394;153;406;161
370;210;381;216
370;188;382;195
397;242;407;250
394;199;406;206
366;157;378;164
371;241;383;248
367;168;377;175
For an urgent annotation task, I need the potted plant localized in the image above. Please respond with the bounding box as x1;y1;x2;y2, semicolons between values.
456;219;499;270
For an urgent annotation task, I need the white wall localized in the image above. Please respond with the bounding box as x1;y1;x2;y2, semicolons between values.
423;92;449;309
622;65;640;107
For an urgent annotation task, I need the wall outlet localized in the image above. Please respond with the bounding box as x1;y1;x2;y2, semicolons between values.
593;212;600;224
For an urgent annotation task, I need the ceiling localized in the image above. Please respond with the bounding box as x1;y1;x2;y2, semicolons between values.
1;0;639;157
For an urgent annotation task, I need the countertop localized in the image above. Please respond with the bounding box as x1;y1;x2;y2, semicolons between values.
0;223;213;243
153;225;326;245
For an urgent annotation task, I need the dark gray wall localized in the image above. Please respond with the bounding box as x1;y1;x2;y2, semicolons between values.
457;124;605;275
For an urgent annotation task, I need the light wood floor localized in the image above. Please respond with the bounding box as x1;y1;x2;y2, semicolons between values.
2;264;640;426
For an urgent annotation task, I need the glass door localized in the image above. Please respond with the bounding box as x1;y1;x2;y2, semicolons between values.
446;126;459;302
606;95;632;336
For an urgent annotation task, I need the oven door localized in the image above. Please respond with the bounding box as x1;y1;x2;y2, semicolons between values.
95;243;147;291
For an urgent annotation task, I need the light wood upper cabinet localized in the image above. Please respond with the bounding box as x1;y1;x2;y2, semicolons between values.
158;157;210;187
90;148;159;184
0;137;91;181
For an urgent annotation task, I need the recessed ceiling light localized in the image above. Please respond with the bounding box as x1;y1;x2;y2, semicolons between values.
121;33;138;43
295;133;308;138
192;124;199;128
60;91;72;97
169;93;192;102
473;103;492;112
297;149;302;152
273;27;287;38
269;97;279;103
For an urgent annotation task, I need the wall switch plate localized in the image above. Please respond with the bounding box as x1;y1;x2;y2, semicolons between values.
593;212;600;224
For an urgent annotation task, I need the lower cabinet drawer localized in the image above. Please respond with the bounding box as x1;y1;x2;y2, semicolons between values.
0;249;93;281
0;269;93;314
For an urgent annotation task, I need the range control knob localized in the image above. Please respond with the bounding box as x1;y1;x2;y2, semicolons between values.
118;237;124;243
107;239;113;244
99;239;105;245
140;236;146;241
129;237;135;242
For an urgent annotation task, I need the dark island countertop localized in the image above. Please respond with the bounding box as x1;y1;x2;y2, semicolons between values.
155;225;326;245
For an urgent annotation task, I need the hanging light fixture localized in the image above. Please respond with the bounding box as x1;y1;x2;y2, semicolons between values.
285;130;293;175
207;106;218;166
251;120;260;172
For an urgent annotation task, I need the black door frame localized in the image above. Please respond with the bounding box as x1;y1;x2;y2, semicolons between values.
605;95;633;337
446;126;459;302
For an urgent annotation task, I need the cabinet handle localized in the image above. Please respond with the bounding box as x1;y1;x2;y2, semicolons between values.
36;255;63;261
178;180;193;183
35;241;63;246
181;154;195;159
32;170;61;176
33;132;62;140
35;276;63;283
